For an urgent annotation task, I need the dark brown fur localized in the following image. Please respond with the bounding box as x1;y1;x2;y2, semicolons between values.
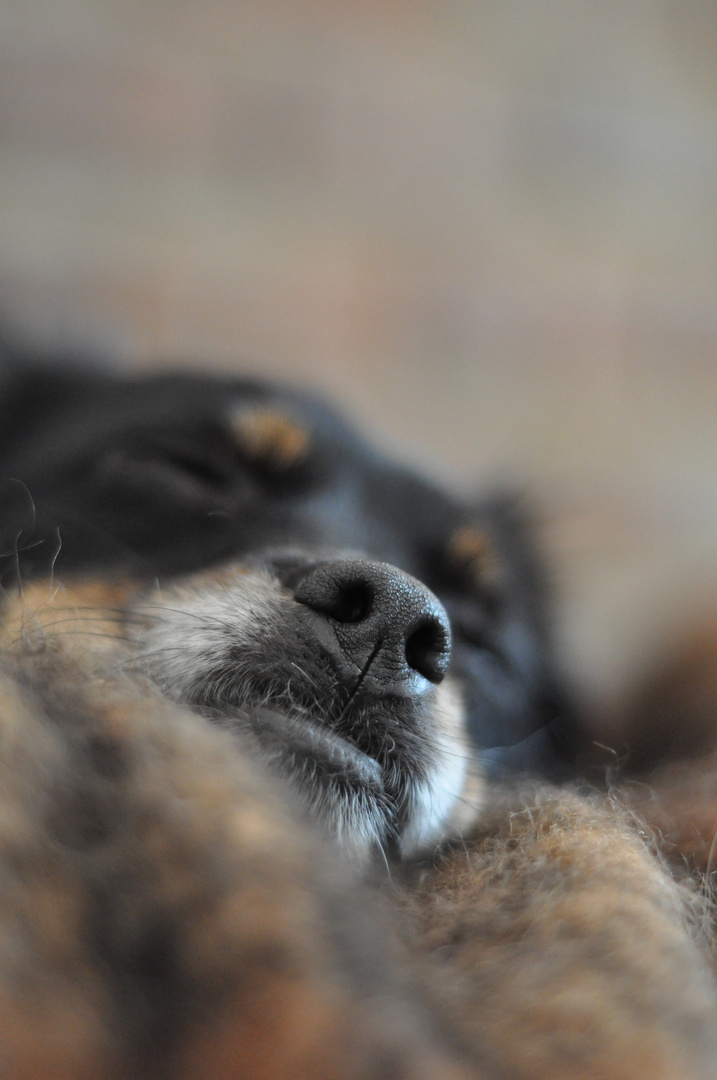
3;579;717;1080
0;609;471;1080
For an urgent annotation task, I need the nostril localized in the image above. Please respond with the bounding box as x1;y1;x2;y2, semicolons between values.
405;617;450;684
293;564;375;624
323;581;373;624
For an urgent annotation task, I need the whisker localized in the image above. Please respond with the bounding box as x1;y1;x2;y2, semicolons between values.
705;827;717;879
135;603;238;634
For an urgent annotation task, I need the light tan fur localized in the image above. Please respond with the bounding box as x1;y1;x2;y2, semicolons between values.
397;790;717;1079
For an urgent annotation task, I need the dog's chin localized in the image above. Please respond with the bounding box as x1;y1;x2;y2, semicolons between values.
228;705;401;862
191;680;473;866
191;691;403;861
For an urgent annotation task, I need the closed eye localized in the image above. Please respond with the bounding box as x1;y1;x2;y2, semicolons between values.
157;447;232;487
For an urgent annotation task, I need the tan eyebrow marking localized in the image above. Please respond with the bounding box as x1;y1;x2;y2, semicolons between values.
228;408;311;470
448;525;505;591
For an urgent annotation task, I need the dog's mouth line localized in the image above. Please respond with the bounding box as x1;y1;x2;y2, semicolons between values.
190;664;402;757
205;697;386;791
264;712;386;790
278;713;384;788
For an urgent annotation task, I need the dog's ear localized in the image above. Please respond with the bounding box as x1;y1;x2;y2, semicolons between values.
429;495;571;757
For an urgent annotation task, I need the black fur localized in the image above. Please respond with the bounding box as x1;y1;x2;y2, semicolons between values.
0;355;568;762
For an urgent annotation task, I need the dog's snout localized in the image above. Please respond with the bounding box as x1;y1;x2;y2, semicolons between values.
292;558;451;687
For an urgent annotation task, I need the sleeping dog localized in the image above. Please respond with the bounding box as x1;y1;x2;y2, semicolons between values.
1;357;716;1079
0;359;568;856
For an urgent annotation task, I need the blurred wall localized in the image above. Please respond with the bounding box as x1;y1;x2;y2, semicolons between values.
2;0;717;702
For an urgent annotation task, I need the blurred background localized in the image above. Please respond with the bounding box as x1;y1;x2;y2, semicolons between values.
2;0;717;711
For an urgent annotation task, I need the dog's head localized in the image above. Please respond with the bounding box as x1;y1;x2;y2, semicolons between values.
0;360;567;858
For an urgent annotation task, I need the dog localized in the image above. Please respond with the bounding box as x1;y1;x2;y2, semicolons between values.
1;354;717;1079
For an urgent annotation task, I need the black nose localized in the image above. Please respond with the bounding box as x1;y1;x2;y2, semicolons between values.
291;558;451;690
